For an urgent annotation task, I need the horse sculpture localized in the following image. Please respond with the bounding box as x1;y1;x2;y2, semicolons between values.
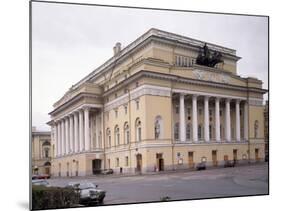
196;43;223;67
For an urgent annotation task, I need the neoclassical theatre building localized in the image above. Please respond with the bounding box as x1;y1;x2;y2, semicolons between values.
48;28;267;177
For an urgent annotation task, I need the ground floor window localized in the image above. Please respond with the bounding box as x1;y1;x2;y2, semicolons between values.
125;156;129;166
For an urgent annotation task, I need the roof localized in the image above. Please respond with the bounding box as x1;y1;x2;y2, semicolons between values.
71;28;237;90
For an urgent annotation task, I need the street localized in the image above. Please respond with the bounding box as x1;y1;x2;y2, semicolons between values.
48;163;268;205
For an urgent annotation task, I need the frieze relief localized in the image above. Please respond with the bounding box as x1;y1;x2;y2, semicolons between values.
193;69;230;84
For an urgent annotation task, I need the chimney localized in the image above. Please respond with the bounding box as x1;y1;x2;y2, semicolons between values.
113;42;122;56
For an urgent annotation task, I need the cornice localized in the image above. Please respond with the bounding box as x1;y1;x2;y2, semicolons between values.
49;92;101;116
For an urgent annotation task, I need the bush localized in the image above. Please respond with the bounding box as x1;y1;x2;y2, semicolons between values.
32;185;80;210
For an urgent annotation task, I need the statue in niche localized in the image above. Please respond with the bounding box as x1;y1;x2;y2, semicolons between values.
196;43;223;67
155;120;160;139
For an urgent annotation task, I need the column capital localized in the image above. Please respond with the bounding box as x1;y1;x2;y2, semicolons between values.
215;97;221;101
225;98;232;103
236;99;241;104
204;96;210;100
192;94;198;100
179;93;185;97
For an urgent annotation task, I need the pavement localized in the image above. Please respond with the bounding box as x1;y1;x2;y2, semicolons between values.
47;162;269;205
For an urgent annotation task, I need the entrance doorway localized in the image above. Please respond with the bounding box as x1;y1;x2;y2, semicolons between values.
212;150;218;167
233;149;238;163
92;159;102;174
255;148;260;162
156;153;164;171
188;152;194;168
136;154;142;173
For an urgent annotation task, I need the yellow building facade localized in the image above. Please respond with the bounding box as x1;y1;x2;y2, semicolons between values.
48;28;266;177
32;127;52;175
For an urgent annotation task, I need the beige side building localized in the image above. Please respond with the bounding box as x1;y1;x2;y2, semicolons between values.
48;28;267;177
31;127;52;175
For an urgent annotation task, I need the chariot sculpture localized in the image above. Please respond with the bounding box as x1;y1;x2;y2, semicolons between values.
196;43;223;67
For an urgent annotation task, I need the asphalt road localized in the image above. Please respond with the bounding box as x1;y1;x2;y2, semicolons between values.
47;163;268;205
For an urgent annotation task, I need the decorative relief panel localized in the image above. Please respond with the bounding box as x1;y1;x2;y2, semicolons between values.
249;99;263;106
104;85;171;111
193;69;230;84
130;85;171;101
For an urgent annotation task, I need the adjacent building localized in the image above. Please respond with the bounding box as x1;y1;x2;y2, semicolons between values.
48;28;267;177
31;127;52;175
264;100;269;161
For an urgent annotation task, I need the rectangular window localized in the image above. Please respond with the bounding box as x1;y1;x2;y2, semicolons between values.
138;127;141;141
115;110;118;118
126;131;130;144
220;110;222;116
125;156;129;166
136;100;139;110
124;106;128;114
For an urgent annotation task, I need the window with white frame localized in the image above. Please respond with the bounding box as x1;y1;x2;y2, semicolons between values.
135;118;141;142
124;122;129;144
115;125;120;145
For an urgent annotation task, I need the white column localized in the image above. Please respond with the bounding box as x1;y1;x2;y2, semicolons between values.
61;119;65;155
244;101;248;141
204;96;210;142
54;123;58;157
179;94;186;142
236;100;241;142
84;107;90;151
79;110;84;151
225;98;231;142
74;112;79;152
215;98;221;142
192;95;198;142
96;114;100;148
57;121;61;156
65;117;69;154
100;111;104;149
69;114;74;153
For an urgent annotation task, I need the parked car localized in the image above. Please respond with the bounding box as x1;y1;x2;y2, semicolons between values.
196;162;206;170
32;174;50;180
67;182;106;206
224;160;236;168
101;169;113;175
32;179;50;187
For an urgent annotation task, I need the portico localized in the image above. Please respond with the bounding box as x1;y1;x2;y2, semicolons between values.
174;91;248;143
52;105;103;158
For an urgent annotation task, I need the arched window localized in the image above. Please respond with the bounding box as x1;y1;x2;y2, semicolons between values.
124;122;130;144
42;141;50;146
135;118;141;142
198;125;202;140
106;128;111;148
186;124;191;140
44;148;49;158
154;115;163;139
174;123;179;140
44;161;51;166
114;125;120;145
254;120;259;138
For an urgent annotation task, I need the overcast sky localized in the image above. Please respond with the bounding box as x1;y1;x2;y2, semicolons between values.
32;2;268;131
